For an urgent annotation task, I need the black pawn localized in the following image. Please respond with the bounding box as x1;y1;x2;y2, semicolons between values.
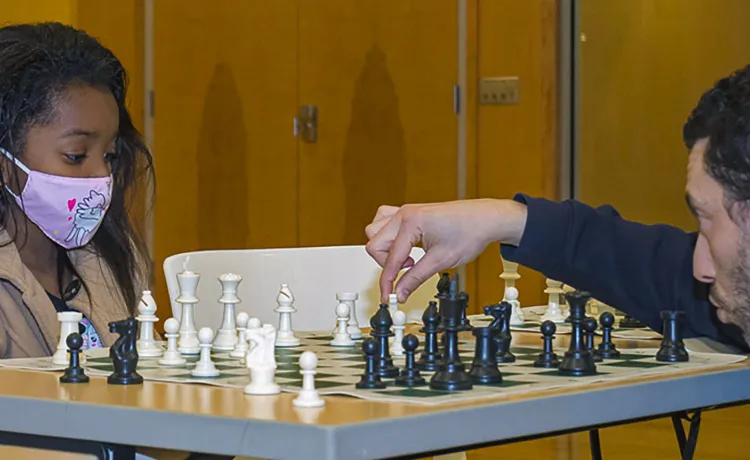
356;338;386;389
395;334;427;387
558;290;597;376
469;327;502;384
583;317;603;362
533;321;560;368
656;310;689;362
436;272;451;298
597;312;620;359
370;303;399;378
59;333;89;384
417;301;441;371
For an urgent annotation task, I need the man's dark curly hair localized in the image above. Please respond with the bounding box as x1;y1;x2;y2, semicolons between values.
684;65;750;208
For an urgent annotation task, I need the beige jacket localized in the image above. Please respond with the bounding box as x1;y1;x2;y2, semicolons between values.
0;230;140;358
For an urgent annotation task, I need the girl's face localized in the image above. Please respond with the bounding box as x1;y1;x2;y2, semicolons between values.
8;85;119;193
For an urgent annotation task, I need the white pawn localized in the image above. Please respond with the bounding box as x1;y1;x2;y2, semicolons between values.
390;310;406;356
159;318;187;366
192;327;219;377
330;303;355;347
231;312;250;358
505;287;524;326
292;351;325;408
136;290;162;357
388;293;399;315
275;284;300;347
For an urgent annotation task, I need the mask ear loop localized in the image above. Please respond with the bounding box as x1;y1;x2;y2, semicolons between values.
0;147;31;174
0;147;29;200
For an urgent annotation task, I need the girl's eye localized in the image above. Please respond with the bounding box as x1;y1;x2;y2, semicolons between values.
64;154;87;164
104;152;119;162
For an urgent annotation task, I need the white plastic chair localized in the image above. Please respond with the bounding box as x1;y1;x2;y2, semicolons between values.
162;245;441;332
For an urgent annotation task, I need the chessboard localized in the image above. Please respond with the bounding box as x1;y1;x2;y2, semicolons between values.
469;308;663;340
0;330;743;406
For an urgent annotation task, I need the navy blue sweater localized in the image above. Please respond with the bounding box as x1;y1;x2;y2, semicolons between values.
499;194;749;352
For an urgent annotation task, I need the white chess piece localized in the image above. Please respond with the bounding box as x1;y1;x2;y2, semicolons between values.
275;284;300;347
330;303;355;347
176;259;200;355
505;287;524;326
213;273;242;350
500;258;521;293
231;312;250;358
192;327;220;377
244;324;281;395
337;292;362;339
292;351;325;408
541;279;566;323
388;293;399;315
242;317;262;365
159;318;187;366
136;290;162;357
53;311;83;365
390;310;406;356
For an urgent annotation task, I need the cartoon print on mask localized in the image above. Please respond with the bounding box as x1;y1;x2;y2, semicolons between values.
65;190;108;247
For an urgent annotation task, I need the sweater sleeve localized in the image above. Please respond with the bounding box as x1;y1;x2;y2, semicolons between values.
499;193;747;349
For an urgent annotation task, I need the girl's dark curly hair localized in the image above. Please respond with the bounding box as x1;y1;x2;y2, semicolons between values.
0;22;153;313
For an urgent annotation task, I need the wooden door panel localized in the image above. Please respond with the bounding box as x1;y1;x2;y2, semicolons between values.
297;0;459;247
152;0;298;316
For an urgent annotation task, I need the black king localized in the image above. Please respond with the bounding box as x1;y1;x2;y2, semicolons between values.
429;273;473;391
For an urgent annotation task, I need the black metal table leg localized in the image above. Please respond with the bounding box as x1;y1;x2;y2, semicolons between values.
671;410;702;460
0;430;135;460
589;429;602;460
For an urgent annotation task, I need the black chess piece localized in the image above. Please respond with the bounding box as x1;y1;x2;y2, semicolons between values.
459;292;472;331
558;290;597;376
356;338;386;389
417;301;441;371
583;317;603;362
436;272;451;298
597;312;620;359
533;320;560;368
468;327;502;384
395;334;427;387
370;303;399;378
429;274;473;391
59;333;89;384
107;317;143;385
487;302;516;363
656;310;689;362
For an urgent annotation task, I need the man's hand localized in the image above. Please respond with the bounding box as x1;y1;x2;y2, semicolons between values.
365;199;527;302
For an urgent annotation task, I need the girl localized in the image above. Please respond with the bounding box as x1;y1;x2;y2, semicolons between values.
0;22;153;358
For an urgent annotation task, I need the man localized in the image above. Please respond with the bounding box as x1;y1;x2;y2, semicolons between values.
365;65;750;352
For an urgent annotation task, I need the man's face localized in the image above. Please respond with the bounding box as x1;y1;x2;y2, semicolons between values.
687;138;750;338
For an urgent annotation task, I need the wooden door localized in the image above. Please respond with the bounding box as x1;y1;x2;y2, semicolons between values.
151;1;298;315
296;0;460;247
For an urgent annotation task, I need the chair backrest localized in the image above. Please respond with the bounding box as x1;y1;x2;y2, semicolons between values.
162;245;440;332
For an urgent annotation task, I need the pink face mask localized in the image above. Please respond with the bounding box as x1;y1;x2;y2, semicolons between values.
1;148;113;249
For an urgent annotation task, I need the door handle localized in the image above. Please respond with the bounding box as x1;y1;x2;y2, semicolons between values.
294;105;317;143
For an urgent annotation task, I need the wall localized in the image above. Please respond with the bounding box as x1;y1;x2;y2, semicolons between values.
579;0;750;229
466;0;559;316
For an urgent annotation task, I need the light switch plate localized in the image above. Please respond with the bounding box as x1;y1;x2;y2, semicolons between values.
479;77;519;105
